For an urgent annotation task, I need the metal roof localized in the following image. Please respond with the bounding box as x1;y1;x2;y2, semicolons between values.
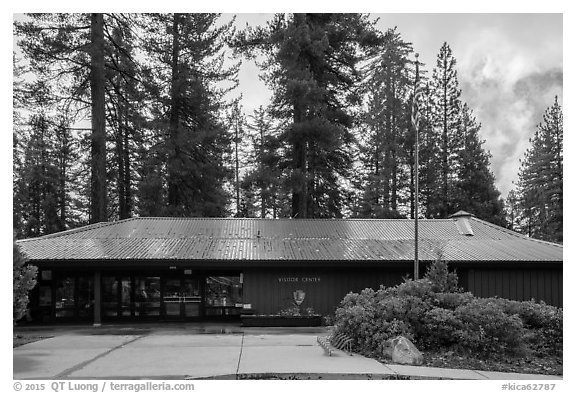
17;216;563;263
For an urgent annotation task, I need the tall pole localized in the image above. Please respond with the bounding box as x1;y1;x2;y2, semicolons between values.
412;53;421;280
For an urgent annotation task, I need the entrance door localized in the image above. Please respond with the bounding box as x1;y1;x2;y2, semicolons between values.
163;277;201;319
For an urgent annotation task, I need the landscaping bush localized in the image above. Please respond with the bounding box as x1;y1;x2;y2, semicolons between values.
420;307;462;349
455;298;527;357
14;238;37;322
488;298;563;356
432;291;475;310
277;305;318;316
391;278;435;299
335;289;413;355
333;257;562;360
424;255;459;293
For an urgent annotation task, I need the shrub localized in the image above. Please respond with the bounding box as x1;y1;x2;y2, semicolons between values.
333;257;562;360
489;298;563;356
13;239;37;322
277;305;317;316
393;278;435;299
424;256;459;293
420;307;462;349
335;289;414;355
432;291;475;310
455;298;527;358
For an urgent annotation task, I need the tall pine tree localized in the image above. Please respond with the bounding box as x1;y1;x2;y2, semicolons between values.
137;13;239;217
15;13;139;224
235;13;381;218
105;14;146;220
453;104;506;225
356;28;414;218
513;97;563;242
241;106;284;218
428;42;462;218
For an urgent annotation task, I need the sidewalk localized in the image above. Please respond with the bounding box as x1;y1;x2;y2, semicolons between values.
13;325;562;380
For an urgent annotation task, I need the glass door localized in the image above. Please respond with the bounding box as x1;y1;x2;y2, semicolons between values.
54;276;75;318
182;278;201;318
163;278;181;317
162;277;201;319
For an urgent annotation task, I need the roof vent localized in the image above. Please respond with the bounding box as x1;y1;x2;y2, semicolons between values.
449;210;474;236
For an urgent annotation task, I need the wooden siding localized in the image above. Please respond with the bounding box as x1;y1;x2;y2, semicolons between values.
243;267;410;315
463;267;562;307
244;265;563;316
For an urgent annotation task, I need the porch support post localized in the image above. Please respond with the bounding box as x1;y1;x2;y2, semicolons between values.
93;271;101;326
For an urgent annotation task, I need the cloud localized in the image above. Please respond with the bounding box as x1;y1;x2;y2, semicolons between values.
460;67;563;198
375;14;562;200
451;21;562;197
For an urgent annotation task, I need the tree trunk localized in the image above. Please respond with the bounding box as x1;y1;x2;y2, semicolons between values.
58;125;67;230
116;116;127;219
442;62;449;218
391;91;398;211
307;141;315;218
123;113;132;218
235;120;240;216
291;105;307;218
167;13;182;211
90;13;107;224
260;126;266;218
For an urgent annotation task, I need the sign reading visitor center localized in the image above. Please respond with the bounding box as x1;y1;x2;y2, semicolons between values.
278;277;321;283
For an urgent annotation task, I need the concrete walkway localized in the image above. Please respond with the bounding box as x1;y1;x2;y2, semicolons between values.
13;325;562;380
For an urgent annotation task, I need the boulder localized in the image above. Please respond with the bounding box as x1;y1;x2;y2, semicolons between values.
383;336;424;365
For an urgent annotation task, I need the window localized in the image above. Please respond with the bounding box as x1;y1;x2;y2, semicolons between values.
134;277;161;317
204;276;243;316
55;277;75;318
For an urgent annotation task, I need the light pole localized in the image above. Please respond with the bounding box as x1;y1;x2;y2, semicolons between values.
412;53;422;280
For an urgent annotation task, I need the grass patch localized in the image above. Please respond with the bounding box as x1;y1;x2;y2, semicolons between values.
378;349;562;376
13;334;52;348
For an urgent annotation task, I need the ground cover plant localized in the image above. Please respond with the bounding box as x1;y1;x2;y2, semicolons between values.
13;334;51;348
333;257;563;375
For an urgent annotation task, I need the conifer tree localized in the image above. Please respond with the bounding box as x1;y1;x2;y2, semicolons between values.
415;81;442;218
241;106;283;218
226;100;247;217
453;104;506;225
137;13;238;217
357;28;414;218
514;97;563;242
235;13;381;218
105;14;145;220
429;42;462;218
15;13;123;223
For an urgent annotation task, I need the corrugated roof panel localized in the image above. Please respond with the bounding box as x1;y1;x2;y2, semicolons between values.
17;217;562;263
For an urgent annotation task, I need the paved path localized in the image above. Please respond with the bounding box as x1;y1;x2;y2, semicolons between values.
13;331;562;380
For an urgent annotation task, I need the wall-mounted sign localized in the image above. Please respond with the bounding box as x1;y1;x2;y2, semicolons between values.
293;290;306;306
184;269;192;275
278;277;321;283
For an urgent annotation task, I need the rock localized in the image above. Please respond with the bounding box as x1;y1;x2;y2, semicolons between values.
383;336;424;366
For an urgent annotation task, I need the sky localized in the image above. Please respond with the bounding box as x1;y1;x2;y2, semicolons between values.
6;6;565;203
225;13;563;200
